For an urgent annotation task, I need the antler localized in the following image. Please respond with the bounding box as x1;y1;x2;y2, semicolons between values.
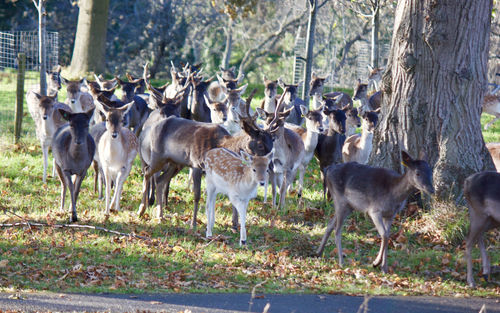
266;92;286;131
143;62;165;102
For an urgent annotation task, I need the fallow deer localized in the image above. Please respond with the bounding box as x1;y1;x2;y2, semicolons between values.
277;78;305;126
286;105;324;198
61;77;95;113
342;110;379;164
486;143;500;171
96;101;138;219
28;65;62;98
204;148;272;245
309;72;329;110
314;106;347;200
318;151;435;273
208;68;244;103
463;171;500;287
94;74;118;99
52;108;96;223
482;94;500;130
321;97;360;136
26;92;72;183
116;76;150;136
323;92;353;109
367;65;384;92
188;74;213;123
352;79;381;114
260;76;278;113
205;96;228;124
258;98;305;211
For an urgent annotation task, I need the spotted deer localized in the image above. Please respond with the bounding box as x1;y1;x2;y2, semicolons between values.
26;92;72;182
96;101;138;219
486;143;500;171
463;171;500;287
61;77;95;113
318;151;435;273
342;110;379;164
52;108;96;223
204;148;272;245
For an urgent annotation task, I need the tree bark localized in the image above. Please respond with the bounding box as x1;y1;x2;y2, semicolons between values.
69;0;110;77
302;0;317;103
371;0;494;203
33;0;47;95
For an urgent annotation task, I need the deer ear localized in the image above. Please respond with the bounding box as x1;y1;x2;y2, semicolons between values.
300;105;309;116
85;108;95;120
277;77;285;89
204;95;214;109
58;108;72;121
32;91;43;100
401;151;414;167
238;84;248;95
61;77;69;85
256;108;267;119
239;149;252;163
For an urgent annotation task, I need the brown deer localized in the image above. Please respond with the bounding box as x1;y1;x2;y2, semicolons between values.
352;79;381;114
463;171;500;287
27;65;62;98
367;65;384;92
486;143;500;171
260;76;278;113
342;110;379;164
317;151;435;273
309;72;329;110
277;78;305;126
52;108;96;223
482;94;500;130
204;148;272;245
208;67;244;102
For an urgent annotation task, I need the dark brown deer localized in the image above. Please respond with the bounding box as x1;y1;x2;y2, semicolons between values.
317;151;435;273
260;76;278;113
277;78;305;125
52;108;96;223
352;79;381;114
463;171;500;287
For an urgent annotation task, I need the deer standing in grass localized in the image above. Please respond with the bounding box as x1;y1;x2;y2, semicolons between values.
204;148;272;245
317;151;435;273
26;92;72;183
52;108;95;223
96;101;138;219
342;110;379;164
463;171;500;287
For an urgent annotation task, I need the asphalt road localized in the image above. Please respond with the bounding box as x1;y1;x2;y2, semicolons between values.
0;292;499;313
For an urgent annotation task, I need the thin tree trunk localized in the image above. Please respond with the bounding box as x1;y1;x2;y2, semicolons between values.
370;1;380;68
222;17;233;69
371;0;494;203
69;0;110;77
302;0;317;103
33;0;47;95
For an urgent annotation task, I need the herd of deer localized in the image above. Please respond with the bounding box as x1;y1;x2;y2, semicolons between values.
25;63;499;288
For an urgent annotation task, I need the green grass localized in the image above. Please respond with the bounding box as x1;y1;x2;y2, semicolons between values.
0;72;499;297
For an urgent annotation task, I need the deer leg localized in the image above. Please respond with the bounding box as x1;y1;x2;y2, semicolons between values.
104;169;112;217
297;165;305;199
159;165;182;219
232;199;248;246
466;215;489;287
137;167;152;217
64;172;77;223
205;184;217;238
191;167;203;229
54;164;66;212
231;206;239;232
112;167;130;213
317;214;337;256
42;143;49;183
93;161;99;194
478;234;491;281
370;213;390;273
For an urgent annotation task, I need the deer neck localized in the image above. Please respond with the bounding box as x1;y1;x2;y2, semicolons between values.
69;138;89;159
303;128;319;152
356;130;373;163
391;171;415;204
311;94;322;110
264;96;276;112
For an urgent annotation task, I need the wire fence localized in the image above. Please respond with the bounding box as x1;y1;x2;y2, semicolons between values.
0;31;59;142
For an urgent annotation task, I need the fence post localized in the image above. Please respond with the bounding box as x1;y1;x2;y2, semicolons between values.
14;53;26;144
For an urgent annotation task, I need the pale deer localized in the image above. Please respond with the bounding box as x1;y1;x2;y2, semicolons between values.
286;105;324;198
94;74;118;99
26;92;72;183
96;101;138;219
482;94;500;130
277;78;305;126
204;96;228;124
52;108;96;223
208;67;244;103
317;151;435;273
367;65;384;92
260;76;278;113
352;79;381;114
342;110;379;164
258;99;305;211
486;143;500;171
204;148;272;245
27;65;62;98
323;92;353;109
463;171;500;287
61;77;95;113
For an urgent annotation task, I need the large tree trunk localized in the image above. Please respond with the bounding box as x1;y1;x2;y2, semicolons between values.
302;0;317;103
69;0;110;77
371;0;494;202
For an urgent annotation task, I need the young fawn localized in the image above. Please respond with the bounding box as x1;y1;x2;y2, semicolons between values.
204;148;272;245
318;151;434;273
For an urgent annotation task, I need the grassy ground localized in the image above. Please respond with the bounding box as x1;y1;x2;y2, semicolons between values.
0;72;499;297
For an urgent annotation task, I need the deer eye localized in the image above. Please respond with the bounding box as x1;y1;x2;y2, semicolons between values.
252;168;256;172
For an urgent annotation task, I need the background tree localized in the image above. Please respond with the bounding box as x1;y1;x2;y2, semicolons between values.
371;0;495;203
69;0;110;76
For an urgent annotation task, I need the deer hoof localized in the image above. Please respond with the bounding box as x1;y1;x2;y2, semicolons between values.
69;215;78;223
240;240;247;246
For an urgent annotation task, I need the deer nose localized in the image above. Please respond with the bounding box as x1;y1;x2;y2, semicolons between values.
112;132;118;138
75;139;83;145
318;127;324;132
259;181;265;186
223;116;227;122
70;99;76;104
42;115;48;120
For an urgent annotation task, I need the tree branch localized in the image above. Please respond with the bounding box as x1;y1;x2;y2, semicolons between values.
333;20;371;74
